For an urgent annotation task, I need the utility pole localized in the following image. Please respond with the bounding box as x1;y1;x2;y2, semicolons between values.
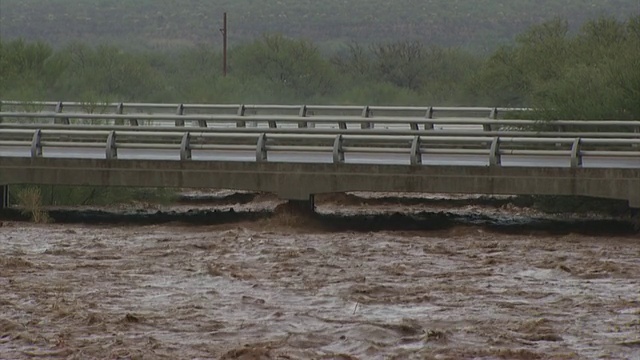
220;12;228;77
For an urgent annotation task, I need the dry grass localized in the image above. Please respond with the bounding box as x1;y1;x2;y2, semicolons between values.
17;187;50;223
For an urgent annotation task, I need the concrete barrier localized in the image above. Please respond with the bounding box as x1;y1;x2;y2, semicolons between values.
1;158;638;208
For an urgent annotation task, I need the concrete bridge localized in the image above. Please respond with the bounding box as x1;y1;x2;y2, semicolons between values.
1;157;639;210
1;102;639;210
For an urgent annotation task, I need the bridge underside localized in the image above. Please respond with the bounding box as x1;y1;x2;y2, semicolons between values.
0;157;639;208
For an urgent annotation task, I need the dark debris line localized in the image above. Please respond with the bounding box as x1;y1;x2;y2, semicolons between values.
0;207;636;235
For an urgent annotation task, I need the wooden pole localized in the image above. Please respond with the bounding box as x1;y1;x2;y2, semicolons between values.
222;12;228;77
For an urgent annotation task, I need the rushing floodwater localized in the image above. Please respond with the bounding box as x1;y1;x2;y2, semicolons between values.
1;213;639;359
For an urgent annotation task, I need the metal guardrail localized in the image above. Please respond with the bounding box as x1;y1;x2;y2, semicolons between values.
0;101;530;131
2;122;640;139
2;111;640;134
2;128;639;168
1;101;527;117
1;102;639;168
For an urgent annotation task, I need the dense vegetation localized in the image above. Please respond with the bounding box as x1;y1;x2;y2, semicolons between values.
1;0;638;52
1;16;638;119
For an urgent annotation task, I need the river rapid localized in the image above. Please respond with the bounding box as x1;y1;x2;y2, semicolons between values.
1;206;639;359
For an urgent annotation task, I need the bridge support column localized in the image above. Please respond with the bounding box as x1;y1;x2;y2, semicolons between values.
0;185;8;209
629;197;640;210
285;195;315;214
631;209;640;233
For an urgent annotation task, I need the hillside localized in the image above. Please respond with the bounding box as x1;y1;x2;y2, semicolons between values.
1;0;638;51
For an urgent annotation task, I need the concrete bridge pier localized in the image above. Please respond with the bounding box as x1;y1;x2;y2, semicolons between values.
625;196;640;232
0;185;8;209
283;194;316;214
632;209;640;233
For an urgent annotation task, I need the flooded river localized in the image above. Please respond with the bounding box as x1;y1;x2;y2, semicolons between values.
0;200;639;359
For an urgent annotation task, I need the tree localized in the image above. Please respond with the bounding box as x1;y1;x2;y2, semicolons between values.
53;43;164;101
230;34;337;100
0;39;58;99
470;16;639;119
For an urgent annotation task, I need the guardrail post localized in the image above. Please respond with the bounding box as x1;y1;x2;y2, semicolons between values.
410;136;422;165
197;111;208;127
634;127;639;148
332;135;345;163
489;107;498;119
361;106;372;129
236;104;246;128
298;105;308;128
175;104;185;127
115;102;124;126
130;115;139;127
570;138;582;168
115;102;138;126
256;133;267;162
0;185;8;209
423;107;434;130
180;132;192;160
551;121;565;147
338;109;348;129
410;108;420;131
106;131;117;159
489;137;501;166
54;101;70;125
30;129;42;158
484;107;498;132
262;104;277;128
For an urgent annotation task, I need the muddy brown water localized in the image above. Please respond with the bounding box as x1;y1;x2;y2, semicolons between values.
1;198;639;359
